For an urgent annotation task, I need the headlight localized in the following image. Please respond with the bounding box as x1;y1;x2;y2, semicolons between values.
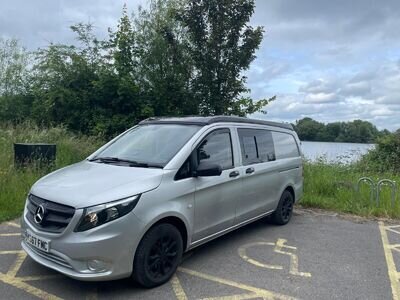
75;194;140;232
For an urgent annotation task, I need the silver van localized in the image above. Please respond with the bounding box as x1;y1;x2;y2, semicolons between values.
21;116;303;288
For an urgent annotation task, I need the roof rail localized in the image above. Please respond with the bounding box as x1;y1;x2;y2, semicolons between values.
140;116;294;131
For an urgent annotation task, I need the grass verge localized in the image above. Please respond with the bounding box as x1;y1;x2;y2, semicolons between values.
0;123;104;223
303;161;400;219
0;123;399;223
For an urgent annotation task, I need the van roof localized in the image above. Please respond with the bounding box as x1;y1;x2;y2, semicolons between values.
139;116;294;131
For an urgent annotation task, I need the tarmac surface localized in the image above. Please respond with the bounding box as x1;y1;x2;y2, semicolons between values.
1;209;400;300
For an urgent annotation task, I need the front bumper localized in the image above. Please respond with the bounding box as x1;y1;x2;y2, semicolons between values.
21;206;145;281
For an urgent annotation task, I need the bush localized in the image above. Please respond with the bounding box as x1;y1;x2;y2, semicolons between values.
358;131;400;174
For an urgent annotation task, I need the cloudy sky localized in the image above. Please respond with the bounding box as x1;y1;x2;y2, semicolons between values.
1;0;400;130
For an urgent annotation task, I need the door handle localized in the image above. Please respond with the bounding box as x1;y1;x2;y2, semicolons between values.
229;171;240;178
246;167;255;174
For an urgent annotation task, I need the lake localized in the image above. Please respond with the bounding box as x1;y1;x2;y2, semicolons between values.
301;141;375;163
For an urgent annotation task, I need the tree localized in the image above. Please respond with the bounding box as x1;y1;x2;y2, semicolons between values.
0;38;32;122
134;0;195;116
294;117;385;143
0;38;29;96
0;2;276;136
178;0;273;116
294;118;325;141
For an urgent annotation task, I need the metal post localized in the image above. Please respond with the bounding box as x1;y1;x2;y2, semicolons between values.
357;177;376;205
377;180;397;207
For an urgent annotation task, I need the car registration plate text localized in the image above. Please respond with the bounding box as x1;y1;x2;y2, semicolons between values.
25;229;50;252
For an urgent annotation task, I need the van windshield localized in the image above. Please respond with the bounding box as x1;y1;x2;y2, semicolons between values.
91;124;200;168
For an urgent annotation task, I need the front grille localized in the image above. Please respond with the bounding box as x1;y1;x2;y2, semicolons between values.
27;194;75;233
25;242;72;269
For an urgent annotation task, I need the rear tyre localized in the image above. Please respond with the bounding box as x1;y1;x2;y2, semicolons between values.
271;190;294;225
133;223;183;288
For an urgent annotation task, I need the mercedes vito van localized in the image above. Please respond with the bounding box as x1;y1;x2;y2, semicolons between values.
21;116;303;288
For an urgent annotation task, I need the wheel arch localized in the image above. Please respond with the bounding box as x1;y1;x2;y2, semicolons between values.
284;185;295;200
139;213;190;251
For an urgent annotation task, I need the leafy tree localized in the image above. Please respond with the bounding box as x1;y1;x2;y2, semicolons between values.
295;117;384;143
0;1;274;136
0;38;29;96
294;118;325;141
134;0;195;116
178;0;273;116
0;38;32;122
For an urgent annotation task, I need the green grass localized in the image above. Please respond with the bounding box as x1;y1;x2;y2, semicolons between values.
0;123;399;223
302;160;400;219
0;123;104;222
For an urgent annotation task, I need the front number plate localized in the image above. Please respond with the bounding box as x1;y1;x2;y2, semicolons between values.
25;229;50;252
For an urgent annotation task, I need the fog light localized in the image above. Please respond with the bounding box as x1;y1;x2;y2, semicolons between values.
87;259;107;272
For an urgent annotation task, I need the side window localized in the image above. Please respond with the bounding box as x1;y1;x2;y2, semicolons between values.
272;132;300;159
197;129;233;170
238;128;275;165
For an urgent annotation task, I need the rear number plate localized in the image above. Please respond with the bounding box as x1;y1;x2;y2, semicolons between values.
25;229;50;252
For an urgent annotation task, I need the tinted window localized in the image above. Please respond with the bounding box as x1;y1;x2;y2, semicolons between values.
197;129;233;170
272;132;300;159
238;129;275;165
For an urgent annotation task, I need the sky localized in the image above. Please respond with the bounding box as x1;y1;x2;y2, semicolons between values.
1;0;399;130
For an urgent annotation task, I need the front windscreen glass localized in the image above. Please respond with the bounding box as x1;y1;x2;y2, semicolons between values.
93;124;200;167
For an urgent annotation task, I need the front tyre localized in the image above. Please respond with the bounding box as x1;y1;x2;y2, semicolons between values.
133;223;183;288
272;190;294;225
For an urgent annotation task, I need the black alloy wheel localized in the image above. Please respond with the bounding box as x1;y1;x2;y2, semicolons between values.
146;235;179;279
133;223;183;288
272;190;294;225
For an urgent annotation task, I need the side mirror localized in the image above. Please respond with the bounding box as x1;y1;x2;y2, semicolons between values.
194;162;222;177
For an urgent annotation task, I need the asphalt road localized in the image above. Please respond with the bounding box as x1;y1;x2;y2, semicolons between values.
0;209;399;300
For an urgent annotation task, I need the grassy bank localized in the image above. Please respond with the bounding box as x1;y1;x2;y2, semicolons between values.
0;123;399;223
303;161;400;218
0;123;104;222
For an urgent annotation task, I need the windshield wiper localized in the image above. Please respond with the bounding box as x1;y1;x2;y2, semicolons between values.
88;157;163;169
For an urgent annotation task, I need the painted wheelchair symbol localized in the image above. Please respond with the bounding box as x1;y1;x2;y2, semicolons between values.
238;238;312;278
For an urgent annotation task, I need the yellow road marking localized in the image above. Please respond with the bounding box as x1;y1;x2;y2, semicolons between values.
387;225;400;229
238;239;311;278
178;267;298;300
274;239;311;278
5;221;20;228
385;228;400;235
0;250;21;255
8;251;27;277
21;274;62;282
238;242;283;270
0;272;63;300
0;233;20;237
171;274;188;300
0;249;65;299
379;221;400;300
201;293;266;300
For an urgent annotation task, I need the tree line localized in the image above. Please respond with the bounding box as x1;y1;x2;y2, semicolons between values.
294;117;391;143
0;0;275;137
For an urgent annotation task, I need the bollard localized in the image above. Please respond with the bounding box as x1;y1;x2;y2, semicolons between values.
357;177;376;205
377;180;397;207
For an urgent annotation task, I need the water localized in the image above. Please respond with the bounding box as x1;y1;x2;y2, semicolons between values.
301;141;375;163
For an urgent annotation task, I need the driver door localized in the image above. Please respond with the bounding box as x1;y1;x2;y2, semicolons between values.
192;128;243;242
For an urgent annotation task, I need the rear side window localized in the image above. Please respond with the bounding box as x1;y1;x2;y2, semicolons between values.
197;129;234;170
272;132;300;159
238;129;275;165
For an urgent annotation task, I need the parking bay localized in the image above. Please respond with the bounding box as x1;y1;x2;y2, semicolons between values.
0;209;398;300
